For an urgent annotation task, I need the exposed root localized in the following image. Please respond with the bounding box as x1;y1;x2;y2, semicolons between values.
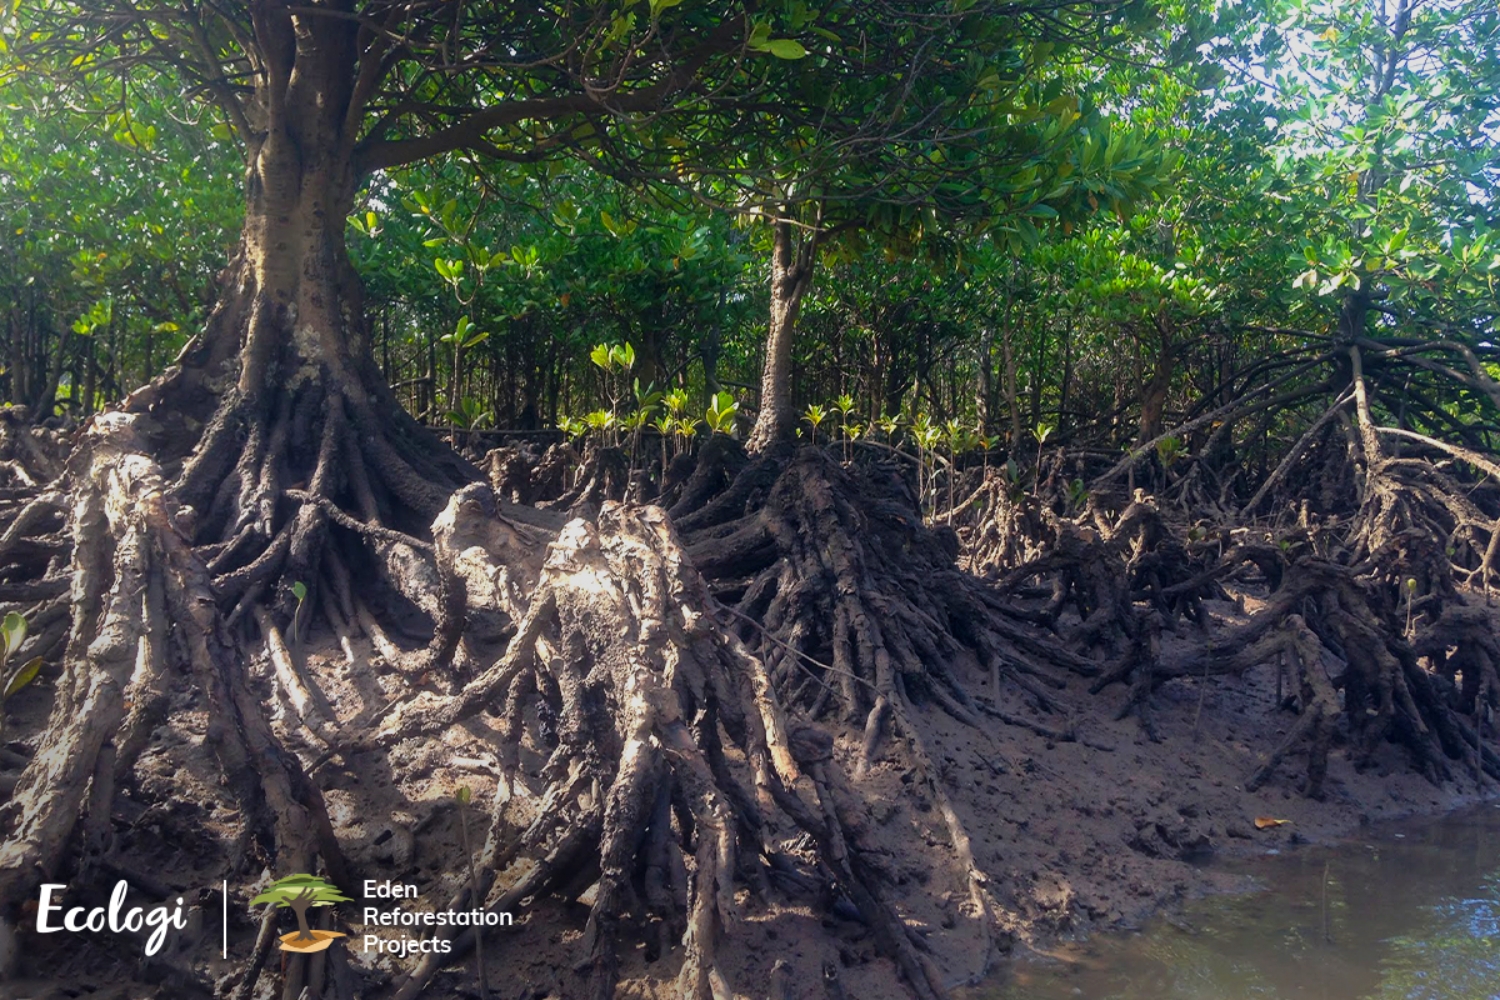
484;441;551;504
995;496;1226;654
0;409;68;487
0;415;350;996
950;472;1058;578
679;449;1092;741
544;444;630;516
383;497;949;1000
1109;543;1500;792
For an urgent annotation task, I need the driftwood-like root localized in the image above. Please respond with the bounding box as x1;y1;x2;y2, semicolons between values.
381;496;956;1000
0;415;351;1000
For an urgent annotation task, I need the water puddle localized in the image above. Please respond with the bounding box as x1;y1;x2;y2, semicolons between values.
965;804;1500;1000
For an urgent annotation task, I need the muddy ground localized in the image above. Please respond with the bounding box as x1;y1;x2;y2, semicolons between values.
1;581;1492;1000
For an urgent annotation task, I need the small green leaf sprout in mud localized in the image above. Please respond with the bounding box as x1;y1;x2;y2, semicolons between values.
448;396;494;433
290;580;308;645
0;612;41;740
979;432;1000;477
653;412;674;470
1004;456;1025;503
627;378;664;474
1406;577;1418;639
1067;477;1090;511
911;412;942;510
802;403;827;445
1155;434;1184;466
662;388;696;457
1033;420;1055;492
944;419;974;522
705;391;738;436
589;340;637;444
455;785;489;999
831;393;857;459
440;317;491;436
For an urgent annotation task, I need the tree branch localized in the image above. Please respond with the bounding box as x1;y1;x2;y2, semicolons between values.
354;17;744;175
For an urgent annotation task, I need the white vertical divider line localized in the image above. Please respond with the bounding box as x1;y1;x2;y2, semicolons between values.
222;880;228;959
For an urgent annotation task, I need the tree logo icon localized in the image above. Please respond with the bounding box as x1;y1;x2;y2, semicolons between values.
251;875;351;954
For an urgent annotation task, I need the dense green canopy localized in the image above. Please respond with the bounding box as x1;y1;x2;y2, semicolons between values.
0;0;1493;478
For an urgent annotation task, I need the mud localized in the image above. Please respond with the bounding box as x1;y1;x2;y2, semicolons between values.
2;578;1488;1000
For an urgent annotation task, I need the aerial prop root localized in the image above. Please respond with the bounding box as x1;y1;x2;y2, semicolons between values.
0;414;349;988
383;499;959;1000
682;449;1094;738
163;374;471;650
1107;548;1500;793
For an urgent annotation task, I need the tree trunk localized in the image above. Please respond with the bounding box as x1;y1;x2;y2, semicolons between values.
1001;324;1022;450
123;18;475;630
976;325;995;434
1059;316;1073;437
1137;318;1176;443
703;287;724;400
8;304;25;408
83;331;97;418
747;217;817;453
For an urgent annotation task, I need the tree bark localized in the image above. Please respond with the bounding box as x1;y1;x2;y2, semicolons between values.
1001;324;1022;450
976;325;995;434
747;217;817;453
138;15;473;510
1137;317;1176;443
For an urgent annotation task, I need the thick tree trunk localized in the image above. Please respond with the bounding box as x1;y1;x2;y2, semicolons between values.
1058;317;1073;436
144;64;473;515
0;35;469;993
747;218;816;453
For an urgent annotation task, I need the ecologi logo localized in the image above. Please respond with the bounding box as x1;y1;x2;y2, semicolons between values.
252;875;351;954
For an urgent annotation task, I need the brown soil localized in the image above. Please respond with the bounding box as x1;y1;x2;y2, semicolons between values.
3;580;1487;999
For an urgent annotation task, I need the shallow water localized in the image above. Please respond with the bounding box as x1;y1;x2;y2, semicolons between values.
969;804;1500;1000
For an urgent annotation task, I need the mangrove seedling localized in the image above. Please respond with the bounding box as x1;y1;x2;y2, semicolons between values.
0;612;41;739
290;581;308;645
831;394;856;459
802;404;827;446
705;392;738;436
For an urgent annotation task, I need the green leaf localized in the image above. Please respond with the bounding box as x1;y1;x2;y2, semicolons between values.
456;785;472;805
1;611;25;659
3;656;41;698
765;39;808;59
291;581;307;603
